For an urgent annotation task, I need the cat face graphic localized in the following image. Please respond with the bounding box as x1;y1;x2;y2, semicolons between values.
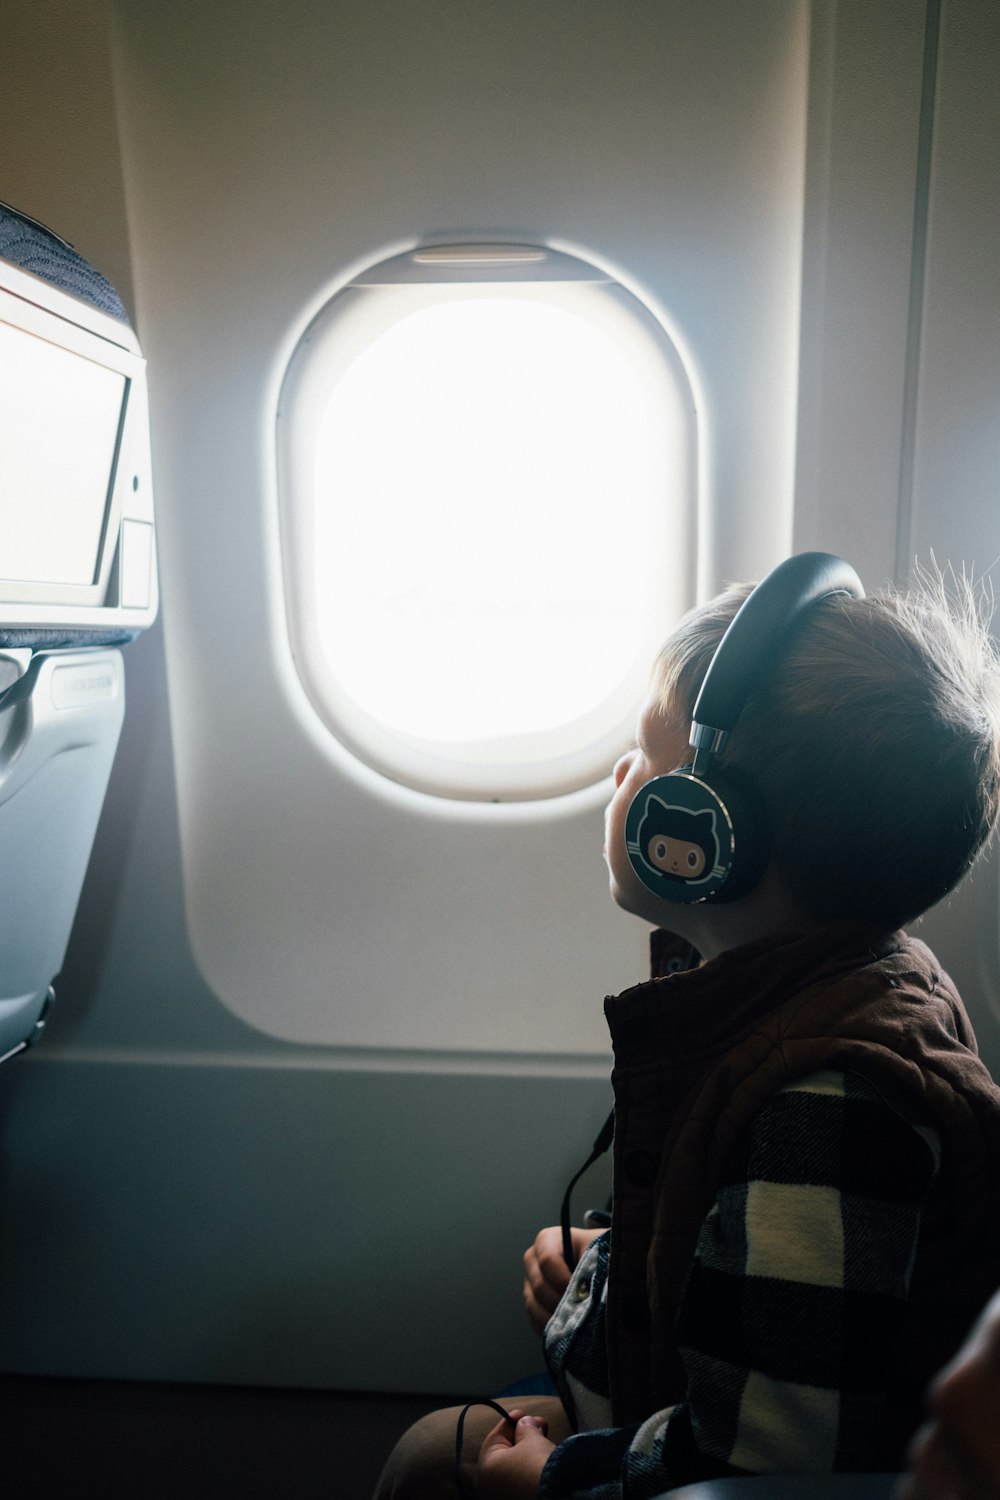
633;795;721;886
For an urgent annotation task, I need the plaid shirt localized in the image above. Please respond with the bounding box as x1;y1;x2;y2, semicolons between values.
540;1069;941;1498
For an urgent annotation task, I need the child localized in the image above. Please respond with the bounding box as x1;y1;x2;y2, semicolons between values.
375;555;1000;1500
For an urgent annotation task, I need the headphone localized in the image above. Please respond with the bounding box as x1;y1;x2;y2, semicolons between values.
625;552;865;905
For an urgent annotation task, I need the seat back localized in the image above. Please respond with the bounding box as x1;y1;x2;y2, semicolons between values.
0;201;157;1057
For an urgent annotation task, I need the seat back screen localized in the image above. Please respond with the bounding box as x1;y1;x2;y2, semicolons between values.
0;320;127;586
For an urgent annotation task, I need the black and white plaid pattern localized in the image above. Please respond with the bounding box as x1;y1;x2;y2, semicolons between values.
540;1069;941;1499
543;1231;613;1432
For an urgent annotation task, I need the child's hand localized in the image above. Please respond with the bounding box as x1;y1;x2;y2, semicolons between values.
478;1409;554;1499
523;1225;604;1333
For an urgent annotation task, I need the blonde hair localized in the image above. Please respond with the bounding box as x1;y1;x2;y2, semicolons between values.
652;571;1000;928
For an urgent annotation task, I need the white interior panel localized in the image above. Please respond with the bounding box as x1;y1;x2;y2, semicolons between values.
109;0;809;1049
899;0;1000;1081
792;0;928;574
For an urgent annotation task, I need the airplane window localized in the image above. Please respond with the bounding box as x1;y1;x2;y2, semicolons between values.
276;245;697;801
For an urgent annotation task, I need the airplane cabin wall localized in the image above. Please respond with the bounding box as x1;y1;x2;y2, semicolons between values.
0;0;997;1396
889;0;1000;1072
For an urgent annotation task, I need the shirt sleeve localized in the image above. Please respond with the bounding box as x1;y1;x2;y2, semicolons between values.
540;1068;941;1500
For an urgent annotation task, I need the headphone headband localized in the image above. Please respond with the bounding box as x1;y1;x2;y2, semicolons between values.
689;552;864;772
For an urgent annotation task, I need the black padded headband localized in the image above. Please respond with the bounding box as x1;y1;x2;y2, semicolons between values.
689;552;865;771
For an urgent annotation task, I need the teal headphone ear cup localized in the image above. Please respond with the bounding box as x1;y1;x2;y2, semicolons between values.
625;770;769;904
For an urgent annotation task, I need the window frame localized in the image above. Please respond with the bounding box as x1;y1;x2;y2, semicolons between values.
275;243;699;802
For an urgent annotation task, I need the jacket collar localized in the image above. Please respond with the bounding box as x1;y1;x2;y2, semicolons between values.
605;922;910;1064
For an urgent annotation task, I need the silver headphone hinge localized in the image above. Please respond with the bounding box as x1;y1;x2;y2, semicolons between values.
689;721;727;749
689;723;728;779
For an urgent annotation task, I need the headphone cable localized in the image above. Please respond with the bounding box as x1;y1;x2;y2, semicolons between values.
454;1399;520;1499
559;1109;615;1270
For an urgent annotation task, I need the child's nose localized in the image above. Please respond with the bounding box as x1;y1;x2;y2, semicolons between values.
613;751;634;788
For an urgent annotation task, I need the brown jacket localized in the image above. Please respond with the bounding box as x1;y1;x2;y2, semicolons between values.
604;924;1000;1461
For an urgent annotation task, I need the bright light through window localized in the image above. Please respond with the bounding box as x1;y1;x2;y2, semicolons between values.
278;246;697;801
315;297;651;742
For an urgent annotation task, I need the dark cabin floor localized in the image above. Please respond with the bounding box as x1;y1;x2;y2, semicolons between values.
0;1374;460;1498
